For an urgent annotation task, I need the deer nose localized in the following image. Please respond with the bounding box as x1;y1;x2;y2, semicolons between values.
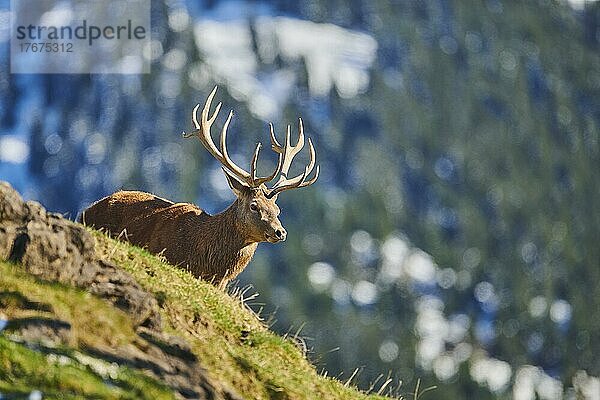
275;228;287;241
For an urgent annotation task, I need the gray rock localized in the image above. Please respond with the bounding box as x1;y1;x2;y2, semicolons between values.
0;181;161;329
6;317;72;347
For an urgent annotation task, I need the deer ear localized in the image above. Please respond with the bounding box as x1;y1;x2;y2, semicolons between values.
223;168;250;197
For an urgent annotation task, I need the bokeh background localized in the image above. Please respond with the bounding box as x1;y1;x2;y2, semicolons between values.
1;0;600;398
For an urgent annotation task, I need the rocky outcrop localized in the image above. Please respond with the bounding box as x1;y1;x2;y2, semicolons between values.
0;181;241;400
0;181;161;329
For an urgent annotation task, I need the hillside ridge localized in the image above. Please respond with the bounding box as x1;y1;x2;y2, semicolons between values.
0;181;392;400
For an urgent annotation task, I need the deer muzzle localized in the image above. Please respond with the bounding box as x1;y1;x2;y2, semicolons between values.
266;226;287;243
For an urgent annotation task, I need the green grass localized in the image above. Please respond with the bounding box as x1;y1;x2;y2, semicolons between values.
0;229;399;399
0;336;175;399
93;230;393;400
0;262;175;399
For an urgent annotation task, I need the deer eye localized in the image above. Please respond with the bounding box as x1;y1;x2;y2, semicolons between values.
249;203;259;213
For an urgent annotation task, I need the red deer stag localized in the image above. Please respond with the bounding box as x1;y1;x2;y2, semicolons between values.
81;87;319;288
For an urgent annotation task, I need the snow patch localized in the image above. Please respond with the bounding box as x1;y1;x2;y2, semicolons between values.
194;16;377;120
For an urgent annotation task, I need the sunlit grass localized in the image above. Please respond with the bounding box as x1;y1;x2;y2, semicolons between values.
0;226;415;399
92;230;394;399
0;261;175;399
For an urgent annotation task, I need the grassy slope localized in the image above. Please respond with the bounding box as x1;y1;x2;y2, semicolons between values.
0;228;393;400
0;261;175;399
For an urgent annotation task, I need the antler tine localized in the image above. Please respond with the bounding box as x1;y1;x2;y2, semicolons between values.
272;125;315;187
271;119;305;179
200;86;222;129
267;163;320;198
271;139;317;188
183;86;253;184
250;142;261;186
182;103;201;138
250;141;284;186
218;109;251;180
183;86;298;190
270;122;282;149
283;120;305;174
288;136;316;183
299;163;320;187
265;118;319;198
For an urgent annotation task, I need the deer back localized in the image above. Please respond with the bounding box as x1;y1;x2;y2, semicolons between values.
81;190;257;285
81;191;174;242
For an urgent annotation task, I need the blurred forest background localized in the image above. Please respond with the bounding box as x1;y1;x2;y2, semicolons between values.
1;0;599;398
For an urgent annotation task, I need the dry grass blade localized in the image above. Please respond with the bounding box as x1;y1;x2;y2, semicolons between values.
367;373;384;393
412;378;437;400
344;367;361;387
377;378;393;395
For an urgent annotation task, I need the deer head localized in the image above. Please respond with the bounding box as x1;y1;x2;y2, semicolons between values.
182;86;319;244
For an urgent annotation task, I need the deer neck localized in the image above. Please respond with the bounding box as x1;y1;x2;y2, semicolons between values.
215;201;249;245
209;201;259;259
193;201;256;283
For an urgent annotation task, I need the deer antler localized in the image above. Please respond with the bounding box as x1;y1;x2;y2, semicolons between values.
183;86;318;194
264;118;320;198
